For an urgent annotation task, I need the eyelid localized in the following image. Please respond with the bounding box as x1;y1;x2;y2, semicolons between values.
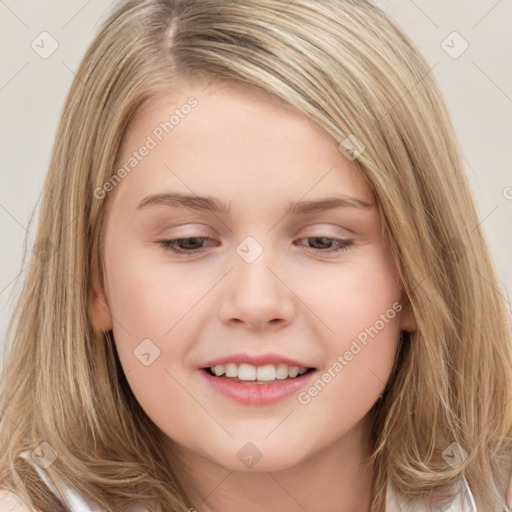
157;236;216;255
293;236;353;254
156;234;354;256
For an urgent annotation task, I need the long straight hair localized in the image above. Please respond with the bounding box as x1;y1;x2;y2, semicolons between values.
1;1;511;511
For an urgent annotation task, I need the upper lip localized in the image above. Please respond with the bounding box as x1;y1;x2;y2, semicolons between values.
200;353;315;369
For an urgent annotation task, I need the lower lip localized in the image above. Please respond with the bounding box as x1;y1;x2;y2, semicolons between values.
200;369;316;405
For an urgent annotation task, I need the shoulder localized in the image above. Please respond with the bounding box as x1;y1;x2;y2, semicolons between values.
0;490;37;511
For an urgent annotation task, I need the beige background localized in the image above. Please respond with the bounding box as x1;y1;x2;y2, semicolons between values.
1;0;511;365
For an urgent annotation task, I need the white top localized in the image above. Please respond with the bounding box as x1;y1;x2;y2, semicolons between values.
0;450;478;511
386;472;477;511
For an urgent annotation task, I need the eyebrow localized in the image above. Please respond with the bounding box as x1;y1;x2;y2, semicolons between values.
136;192;373;215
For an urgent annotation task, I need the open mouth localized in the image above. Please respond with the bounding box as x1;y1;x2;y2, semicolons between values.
203;365;316;384
200;361;318;404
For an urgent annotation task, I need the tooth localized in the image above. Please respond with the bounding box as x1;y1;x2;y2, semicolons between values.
211;362;309;381
237;363;257;381
256;364;276;381
213;365;225;376
225;363;237;377
276;364;289;380
288;366;300;378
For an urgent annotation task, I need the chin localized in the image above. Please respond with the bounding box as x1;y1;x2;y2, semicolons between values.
203;444;308;473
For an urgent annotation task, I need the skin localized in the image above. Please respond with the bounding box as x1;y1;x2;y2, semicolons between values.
90;76;416;512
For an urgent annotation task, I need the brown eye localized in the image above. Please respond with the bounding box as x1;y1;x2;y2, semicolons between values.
158;237;215;254
296;237;353;253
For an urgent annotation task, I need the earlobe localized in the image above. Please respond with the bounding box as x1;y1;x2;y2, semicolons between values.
89;260;113;333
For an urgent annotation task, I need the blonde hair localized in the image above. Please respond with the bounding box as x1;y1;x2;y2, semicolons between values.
1;0;511;511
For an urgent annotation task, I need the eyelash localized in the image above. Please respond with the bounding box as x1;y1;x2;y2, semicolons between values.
157;236;353;255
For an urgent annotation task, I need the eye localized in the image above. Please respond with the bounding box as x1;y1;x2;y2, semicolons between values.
157;235;354;256
158;237;216;254
295;236;353;253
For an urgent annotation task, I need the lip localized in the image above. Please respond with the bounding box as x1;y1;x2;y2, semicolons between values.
200;353;314;369
200;367;316;405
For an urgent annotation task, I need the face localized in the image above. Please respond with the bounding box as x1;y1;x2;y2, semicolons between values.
90;77;415;473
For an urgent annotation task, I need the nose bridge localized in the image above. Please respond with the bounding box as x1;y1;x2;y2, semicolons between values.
234;234;281;300
218;234;295;329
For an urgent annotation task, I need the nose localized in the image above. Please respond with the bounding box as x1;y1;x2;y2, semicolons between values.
217;249;296;331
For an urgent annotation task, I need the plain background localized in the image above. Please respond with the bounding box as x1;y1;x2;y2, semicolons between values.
1;0;511;368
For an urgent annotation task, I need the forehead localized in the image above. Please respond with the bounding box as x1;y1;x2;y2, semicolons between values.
110;78;373;212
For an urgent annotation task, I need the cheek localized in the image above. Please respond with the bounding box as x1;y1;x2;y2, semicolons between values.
102;239;212;389
296;252;402;403
105;245;206;337
298;299;401;430
103;250;201;426
300;252;402;341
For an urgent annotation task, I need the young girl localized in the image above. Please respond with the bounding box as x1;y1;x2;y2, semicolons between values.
1;0;511;511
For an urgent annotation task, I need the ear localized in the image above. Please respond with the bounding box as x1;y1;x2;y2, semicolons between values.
89;257;113;333
398;293;417;333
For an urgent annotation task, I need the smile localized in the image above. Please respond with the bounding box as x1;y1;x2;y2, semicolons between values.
200;365;317;406
206;363;311;382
